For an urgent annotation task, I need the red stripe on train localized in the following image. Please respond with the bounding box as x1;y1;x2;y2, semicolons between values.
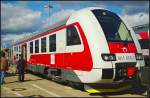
108;42;137;53
138;32;149;39
28;22;93;71
14;23;79;46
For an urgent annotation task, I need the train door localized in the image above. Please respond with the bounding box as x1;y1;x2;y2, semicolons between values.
49;30;65;78
56;29;66;68
21;43;27;60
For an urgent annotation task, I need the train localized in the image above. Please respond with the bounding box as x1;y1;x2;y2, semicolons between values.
132;23;149;66
9;7;145;93
132;24;150;87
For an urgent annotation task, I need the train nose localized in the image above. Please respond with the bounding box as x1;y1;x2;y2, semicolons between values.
114;62;139;81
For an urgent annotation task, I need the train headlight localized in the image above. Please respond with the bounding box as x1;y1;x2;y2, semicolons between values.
135;53;143;60
101;54;116;61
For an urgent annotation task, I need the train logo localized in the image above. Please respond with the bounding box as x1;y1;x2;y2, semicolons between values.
122;47;127;53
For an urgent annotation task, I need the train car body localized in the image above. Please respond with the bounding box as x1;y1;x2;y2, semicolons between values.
10;7;145;88
132;24;150;87
132;24;149;66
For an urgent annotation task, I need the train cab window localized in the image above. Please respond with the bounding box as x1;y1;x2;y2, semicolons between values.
30;41;33;53
35;39;39;53
66;26;81;46
41;37;47;52
49;34;56;52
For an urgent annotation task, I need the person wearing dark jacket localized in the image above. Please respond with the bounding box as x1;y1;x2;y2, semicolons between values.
17;54;26;82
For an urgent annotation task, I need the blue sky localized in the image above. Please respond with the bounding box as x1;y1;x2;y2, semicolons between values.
1;1;149;48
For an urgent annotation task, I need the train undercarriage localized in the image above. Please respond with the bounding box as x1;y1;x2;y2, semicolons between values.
26;64;146;93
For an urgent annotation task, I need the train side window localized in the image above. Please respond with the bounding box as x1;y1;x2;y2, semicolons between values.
66;26;81;46
35;39;39;53
16;46;18;52
19;46;21;52
41;37;47;52
49;34;56;52
30;41;33;53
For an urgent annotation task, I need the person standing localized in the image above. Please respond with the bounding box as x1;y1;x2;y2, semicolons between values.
17;54;26;82
0;51;9;85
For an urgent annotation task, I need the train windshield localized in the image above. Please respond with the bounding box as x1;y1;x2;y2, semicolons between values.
92;9;133;42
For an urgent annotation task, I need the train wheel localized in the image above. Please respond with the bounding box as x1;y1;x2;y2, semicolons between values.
67;81;84;91
74;83;84;91
43;67;49;75
67;81;75;88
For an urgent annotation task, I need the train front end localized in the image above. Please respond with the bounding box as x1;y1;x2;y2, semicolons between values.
81;8;145;93
91;9;145;83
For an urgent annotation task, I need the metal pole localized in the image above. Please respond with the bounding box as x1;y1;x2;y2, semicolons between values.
44;1;53;25
48;1;50;25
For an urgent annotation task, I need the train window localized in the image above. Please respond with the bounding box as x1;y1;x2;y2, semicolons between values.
66;26;81;46
139;39;149;49
49;34;56;52
41;37;47;52
35;39;39;53
16;46;18;52
30;41;33;53
14;46;18;52
19;46;21;52
14;47;15;51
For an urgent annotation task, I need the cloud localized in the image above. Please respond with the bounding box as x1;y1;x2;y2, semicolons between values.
1;1;148;48
1;3;41;34
122;4;149;15
58;1;106;9
42;9;75;29
105;1;148;6
1;33;33;48
121;12;149;27
58;1;148;7
42;6;106;30
1;33;32;42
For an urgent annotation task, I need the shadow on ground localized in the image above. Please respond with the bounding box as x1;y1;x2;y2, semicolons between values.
5;72;43;84
5;72;16;77
90;86;147;97
25;71;148;97
5;78;43;84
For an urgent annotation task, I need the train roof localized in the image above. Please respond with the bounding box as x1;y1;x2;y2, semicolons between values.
136;32;149;40
13;7;107;46
14;14;70;46
132;23;149;29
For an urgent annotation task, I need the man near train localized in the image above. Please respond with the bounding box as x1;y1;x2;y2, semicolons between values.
17;54;26;82
0;51;9;85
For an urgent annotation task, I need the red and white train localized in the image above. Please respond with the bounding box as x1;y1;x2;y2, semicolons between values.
9;7;145;92
132;24;149;66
